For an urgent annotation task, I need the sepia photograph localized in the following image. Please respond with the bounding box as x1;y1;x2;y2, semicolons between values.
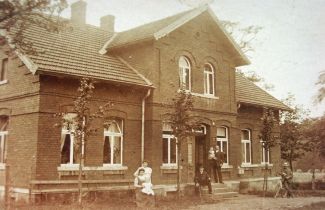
0;0;324;209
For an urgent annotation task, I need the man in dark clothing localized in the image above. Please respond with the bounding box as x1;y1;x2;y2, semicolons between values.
280;162;293;197
194;166;212;194
215;145;225;183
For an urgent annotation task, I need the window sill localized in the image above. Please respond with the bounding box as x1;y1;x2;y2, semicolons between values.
191;92;219;99
58;164;80;171
160;165;182;174
240;164;260;168
260;163;273;168
58;165;128;176
0;80;8;85
0;163;5;170
221;165;233;169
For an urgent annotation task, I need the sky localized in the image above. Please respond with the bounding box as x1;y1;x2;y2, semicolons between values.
64;0;325;117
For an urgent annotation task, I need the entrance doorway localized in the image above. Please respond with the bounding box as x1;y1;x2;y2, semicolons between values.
195;135;207;173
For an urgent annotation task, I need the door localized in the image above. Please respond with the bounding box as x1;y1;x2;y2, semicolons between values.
195;135;207;173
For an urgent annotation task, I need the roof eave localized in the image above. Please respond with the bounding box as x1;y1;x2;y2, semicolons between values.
238;101;292;112
37;69;155;89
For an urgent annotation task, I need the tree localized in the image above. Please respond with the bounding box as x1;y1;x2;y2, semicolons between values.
164;89;200;197
315;70;325;104
55;78;111;205
0;0;68;54
303;115;325;158
280;94;311;171
259;108;278;195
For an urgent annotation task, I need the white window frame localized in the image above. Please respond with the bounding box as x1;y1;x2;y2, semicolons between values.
178;56;191;91
60;113;82;167
0;131;8;164
241;129;252;165
260;141;270;164
162;133;178;166
103;120;123;166
204;63;215;96
216;126;229;165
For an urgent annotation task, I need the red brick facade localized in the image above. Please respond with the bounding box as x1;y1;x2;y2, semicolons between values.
0;10;283;197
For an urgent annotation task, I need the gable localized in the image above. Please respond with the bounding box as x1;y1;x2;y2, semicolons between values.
101;6;249;67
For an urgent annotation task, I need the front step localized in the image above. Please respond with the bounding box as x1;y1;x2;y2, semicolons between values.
200;183;239;198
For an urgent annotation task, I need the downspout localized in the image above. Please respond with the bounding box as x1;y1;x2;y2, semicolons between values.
141;89;151;162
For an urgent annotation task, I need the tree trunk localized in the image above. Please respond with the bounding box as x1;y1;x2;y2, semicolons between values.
177;139;181;198
78;152;83;205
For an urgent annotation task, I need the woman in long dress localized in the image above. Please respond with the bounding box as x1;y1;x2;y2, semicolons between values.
134;168;155;207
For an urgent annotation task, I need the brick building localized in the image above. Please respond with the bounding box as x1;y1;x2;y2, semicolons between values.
0;1;289;200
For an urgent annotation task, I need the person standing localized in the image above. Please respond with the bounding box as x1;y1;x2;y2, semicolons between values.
215;145;225;183
134;160;152;182
280;162;293;197
208;146;217;182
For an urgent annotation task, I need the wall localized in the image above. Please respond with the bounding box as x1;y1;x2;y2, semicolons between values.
35;75;147;181
0;49;40;188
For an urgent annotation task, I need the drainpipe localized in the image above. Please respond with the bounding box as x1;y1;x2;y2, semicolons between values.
141;89;151;162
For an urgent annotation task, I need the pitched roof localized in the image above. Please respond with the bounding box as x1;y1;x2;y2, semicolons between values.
100;6;249;67
19;23;153;87
236;74;290;111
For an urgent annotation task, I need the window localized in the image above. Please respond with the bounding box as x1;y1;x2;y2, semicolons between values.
204;63;215;95
178;56;191;91
0;116;8;163
60;113;80;165
103;119;123;165
241;129;251;164
0;58;8;83
261;141;270;164
162;123;177;165
216;126;228;164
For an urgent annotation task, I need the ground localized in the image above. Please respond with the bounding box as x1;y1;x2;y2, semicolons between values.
2;193;325;209
188;195;325;210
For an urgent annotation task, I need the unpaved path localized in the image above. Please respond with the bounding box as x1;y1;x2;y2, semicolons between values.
188;195;325;210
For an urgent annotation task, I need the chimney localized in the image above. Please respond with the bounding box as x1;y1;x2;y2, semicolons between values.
100;15;115;33
71;0;87;26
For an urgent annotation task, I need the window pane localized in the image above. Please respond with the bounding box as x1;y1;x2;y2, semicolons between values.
241;143;245;163
204;73;208;94
113;136;121;164
246;143;251;163
162;138;168;163
241;130;250;140
217;127;226;138
185;68;190;90
0;135;4;163
103;136;111;164
265;149;269;163
222;143;228;164
61;134;71;164
216;141;221;148
170;138;177;164
1;58;8;81
0;116;9;131
209;74;213;94
108;121;120;133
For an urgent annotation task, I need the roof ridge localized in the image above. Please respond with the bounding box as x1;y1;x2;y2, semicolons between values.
117;7;196;34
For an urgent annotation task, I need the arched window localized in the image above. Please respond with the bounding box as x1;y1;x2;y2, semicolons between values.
0;115;8;163
216;126;229;165
60;113;80;165
204;63;215;95
241;129;252;165
103;119;123;165
178;56;191;91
